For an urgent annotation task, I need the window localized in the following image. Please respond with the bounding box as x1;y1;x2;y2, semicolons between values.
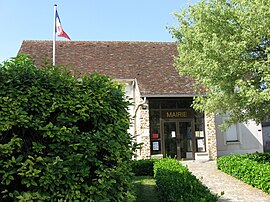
195;112;205;152
225;123;240;143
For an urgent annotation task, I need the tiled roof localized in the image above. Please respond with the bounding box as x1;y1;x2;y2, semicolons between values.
18;40;196;96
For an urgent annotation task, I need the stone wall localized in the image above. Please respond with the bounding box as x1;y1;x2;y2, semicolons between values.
205;113;218;160
134;100;218;160
135;102;151;159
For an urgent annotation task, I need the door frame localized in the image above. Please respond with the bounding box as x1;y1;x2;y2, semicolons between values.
161;119;195;160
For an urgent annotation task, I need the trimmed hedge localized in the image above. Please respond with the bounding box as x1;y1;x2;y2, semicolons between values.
244;152;270;164
154;158;218;202
0;55;136;201
130;159;157;176
217;153;270;194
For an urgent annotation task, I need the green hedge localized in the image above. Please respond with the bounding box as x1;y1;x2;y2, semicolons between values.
217;153;270;194
130;159;157;176
244;152;270;164
0;55;136;201
154;158;218;202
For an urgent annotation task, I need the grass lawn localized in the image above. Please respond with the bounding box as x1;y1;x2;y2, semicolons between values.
133;176;159;202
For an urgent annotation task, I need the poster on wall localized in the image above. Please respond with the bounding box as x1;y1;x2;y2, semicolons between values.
195;131;204;137
197;139;205;151
152;141;159;151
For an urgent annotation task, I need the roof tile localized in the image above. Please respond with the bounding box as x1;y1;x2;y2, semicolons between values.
18;40;196;96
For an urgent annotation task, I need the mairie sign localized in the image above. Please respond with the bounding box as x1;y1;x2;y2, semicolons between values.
161;110;193;119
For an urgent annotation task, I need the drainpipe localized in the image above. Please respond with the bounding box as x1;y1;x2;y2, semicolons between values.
133;96;147;159
133;97;147;119
133;96;147;137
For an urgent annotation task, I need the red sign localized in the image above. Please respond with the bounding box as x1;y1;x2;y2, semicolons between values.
152;134;159;139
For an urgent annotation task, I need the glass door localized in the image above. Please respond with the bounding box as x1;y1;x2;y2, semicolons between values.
164;122;178;159
163;121;194;160
179;122;193;159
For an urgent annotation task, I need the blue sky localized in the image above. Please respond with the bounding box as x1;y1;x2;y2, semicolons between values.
0;0;198;63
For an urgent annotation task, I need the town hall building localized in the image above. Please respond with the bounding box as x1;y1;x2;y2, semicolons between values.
18;40;264;160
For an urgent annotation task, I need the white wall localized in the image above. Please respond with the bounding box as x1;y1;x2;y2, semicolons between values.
215;115;263;157
114;79;138;136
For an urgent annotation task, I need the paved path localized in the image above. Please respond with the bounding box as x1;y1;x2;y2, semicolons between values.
182;160;270;202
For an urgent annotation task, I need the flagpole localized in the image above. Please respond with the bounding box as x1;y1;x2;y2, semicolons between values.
53;4;57;66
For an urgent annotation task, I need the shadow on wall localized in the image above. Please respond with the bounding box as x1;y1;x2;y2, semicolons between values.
216;116;263;156
239;122;262;150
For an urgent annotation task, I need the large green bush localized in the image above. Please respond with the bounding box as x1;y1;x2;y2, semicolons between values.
217;153;270;194
154;158;218;202
0;55;136;201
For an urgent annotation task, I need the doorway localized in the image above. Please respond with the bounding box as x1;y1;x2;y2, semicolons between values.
163;121;194;160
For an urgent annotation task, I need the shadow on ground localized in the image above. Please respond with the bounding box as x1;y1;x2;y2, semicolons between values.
133;176;159;202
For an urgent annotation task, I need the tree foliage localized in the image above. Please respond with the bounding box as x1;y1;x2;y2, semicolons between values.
171;0;270;125
0;55;136;201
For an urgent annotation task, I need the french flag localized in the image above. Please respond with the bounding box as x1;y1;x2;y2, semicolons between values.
55;10;71;40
